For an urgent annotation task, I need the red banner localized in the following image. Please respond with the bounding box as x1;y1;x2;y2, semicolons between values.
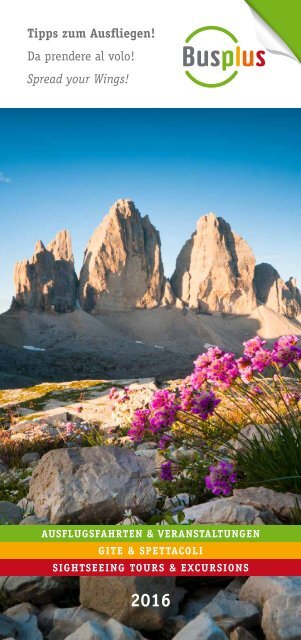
0;559;300;577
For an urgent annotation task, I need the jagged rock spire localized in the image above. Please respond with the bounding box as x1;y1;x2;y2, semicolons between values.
79;199;165;312
171;212;256;314
13;230;78;313
254;263;301;318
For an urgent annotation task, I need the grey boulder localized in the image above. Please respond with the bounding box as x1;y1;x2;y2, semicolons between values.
240;576;301;609
0;614;25;640
262;593;301;640
28;446;157;524
0;576;70;605
183;497;278;524
233;487;301;520
202;590;259;632
80;576;178;631
64;619;145;639
172;611;228;640
64;621;108;640
0;502;22;524
1;603;42;639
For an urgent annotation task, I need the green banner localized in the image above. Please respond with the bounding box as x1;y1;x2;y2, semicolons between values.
0;524;300;543
245;0;301;61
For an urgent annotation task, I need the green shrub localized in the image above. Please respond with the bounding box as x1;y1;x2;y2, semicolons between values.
229;419;301;493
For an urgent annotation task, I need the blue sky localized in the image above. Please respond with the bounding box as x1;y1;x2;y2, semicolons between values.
0;108;300;312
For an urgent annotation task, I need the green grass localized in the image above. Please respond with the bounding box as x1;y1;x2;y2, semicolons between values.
0;379;111;410
0;379;113;428
0;470;32;503
229;419;301;494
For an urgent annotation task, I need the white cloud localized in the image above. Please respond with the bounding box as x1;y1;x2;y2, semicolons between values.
0;172;12;184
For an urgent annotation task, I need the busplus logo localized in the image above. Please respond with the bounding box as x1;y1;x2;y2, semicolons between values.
183;26;265;88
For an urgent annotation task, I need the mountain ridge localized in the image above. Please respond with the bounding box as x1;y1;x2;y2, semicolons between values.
11;198;301;321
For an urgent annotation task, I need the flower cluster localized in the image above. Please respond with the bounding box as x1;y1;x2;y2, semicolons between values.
205;461;237;496
127;334;301;498
160;460;173;481
241;337;273;376
128;409;150;442
243;336;266;357
109;387;119;400
192;347;238;389
180;387;221;418
128;390;177;442
236;356;253;384
273;335;301;367
129;384;221;444
236;334;301;380
243;334;301;372
149;390;177;434
109;386;130;404
158;433;172;450
65;421;75;435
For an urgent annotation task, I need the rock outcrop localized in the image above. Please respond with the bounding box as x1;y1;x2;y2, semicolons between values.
10;204;301;325
183;496;280;525
13;230;78;312
0;603;42;640
254;263;301;318
80;576;179;631
286;276;301;307
0;501;22;524
240;576;301;607
202;590;259;633
28;446;157;524
172;612;228;640
0;575;70;605
79;199;165;312
261;593;301;640
171;213;256;314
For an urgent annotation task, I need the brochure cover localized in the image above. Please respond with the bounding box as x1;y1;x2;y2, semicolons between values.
0;0;300;638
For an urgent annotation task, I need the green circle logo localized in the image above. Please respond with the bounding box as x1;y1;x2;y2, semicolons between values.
184;25;239;88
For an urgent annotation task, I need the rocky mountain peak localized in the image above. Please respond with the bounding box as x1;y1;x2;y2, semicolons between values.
12;229;78;313
196;211;218;228
9;204;301;323
114;198;136;217
79;199;165;312
286;277;301;305
47;229;74;262
254;263;301;318
34;240;46;255
171;212;256;314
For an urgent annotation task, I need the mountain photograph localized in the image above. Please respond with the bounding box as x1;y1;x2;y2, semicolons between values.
1;196;301;388
0;108;300;640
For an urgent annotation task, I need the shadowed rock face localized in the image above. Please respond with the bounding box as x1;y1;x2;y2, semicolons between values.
254;263;301;318
79;199;165;312
171;213;256;314
12;230;78;313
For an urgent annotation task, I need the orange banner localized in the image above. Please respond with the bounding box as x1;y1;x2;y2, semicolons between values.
1;542;300;559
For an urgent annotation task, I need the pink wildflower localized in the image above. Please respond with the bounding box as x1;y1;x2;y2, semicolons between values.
205;461;236;496
128;409;150;442
283;391;301;406
237;357;253;384
251;349;273;373
148;389;177;434
180;388;220;419
65;422;75;435
160;461;173;481
206;353;238;388
243;337;266;358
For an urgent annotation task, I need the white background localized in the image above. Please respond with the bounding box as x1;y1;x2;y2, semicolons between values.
0;0;300;107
